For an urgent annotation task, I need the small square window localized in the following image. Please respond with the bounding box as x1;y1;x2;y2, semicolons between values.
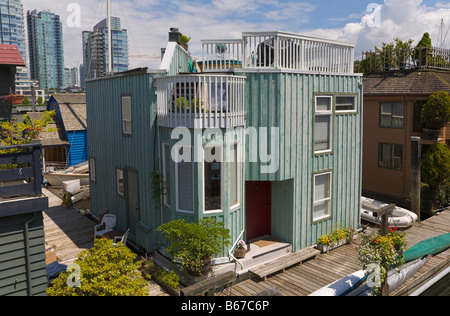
336;96;357;112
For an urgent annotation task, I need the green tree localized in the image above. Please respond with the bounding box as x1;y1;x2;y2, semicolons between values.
420;91;450;130
421;143;450;188
415;32;432;66
22;95;30;105
47;239;149;296
0;110;56;146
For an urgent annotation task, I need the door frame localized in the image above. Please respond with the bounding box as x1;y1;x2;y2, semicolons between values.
125;168;140;236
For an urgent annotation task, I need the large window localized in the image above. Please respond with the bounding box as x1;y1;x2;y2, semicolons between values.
380;102;404;129
204;146;222;213
176;146;194;213
122;96;132;135
162;143;171;207
314;96;333;154
378;143;403;170
313;171;333;222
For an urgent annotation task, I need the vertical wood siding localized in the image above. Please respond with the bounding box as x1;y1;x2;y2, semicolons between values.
0;212;47;296
86;72;162;251
244;71;362;251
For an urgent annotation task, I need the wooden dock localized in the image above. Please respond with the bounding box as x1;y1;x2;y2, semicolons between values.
223;209;450;296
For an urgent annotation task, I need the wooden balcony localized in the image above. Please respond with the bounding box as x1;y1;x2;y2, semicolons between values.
202;31;355;74
0;143;48;217
156;74;246;129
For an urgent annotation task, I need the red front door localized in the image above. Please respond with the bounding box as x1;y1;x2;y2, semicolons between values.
246;181;271;241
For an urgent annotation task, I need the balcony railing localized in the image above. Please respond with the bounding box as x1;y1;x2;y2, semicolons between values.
156;74;246;129
0;143;43;199
356;46;450;73
202;31;355;74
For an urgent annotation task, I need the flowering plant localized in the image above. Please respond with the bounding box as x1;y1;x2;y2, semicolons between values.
237;240;246;249
357;227;408;295
317;227;357;246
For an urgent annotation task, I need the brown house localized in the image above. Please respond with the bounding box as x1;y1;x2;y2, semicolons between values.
362;69;450;207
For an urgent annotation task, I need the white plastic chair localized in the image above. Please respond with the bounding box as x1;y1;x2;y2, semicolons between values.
94;214;116;238
113;228;130;247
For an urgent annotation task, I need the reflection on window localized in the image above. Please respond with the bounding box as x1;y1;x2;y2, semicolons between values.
205;146;222;212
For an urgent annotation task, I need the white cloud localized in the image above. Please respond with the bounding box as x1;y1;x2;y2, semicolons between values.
20;0;450;71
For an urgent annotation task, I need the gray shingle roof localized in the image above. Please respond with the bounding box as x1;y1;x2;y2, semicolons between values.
363;70;450;95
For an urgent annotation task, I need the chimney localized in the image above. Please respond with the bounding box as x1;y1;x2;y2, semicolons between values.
169;27;181;44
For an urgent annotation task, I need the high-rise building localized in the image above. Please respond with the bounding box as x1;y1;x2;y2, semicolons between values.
27;9;64;91
0;0;31;87
64;66;79;88
82;16;128;80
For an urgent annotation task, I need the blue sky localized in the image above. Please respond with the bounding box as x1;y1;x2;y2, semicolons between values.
21;0;450;69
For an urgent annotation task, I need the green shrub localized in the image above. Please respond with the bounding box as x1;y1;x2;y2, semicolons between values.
420;91;450;130
47;239;149;296
421;143;450;187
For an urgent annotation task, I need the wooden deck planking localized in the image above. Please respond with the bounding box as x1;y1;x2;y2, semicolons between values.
224;209;450;296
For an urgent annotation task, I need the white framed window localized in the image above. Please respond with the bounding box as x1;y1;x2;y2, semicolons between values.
335;95;357;113
117;168;124;196
162;143;171;207
204;144;223;214
122;96;132;135
313;171;333;222
229;143;240;210
314;96;333;154
175;146;194;214
89;157;96;182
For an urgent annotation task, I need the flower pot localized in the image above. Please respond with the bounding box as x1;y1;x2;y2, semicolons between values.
234;248;247;259
317;243;330;253
186;257;211;277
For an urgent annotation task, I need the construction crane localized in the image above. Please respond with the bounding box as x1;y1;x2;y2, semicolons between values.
129;55;161;59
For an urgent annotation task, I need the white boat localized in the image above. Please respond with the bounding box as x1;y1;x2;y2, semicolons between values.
43;161;89;187
360;196;418;228
309;270;367;296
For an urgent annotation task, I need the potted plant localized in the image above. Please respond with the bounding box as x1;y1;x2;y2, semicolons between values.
180;34;191;51
157;218;231;276
420;91;450;140
234;240;247;259
316;235;332;253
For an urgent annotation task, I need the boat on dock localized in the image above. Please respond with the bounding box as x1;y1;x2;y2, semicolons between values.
43;161;89;187
360;196;418;228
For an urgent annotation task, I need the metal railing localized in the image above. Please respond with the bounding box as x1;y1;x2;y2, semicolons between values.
201;31;355;74
155;74;246;129
356;46;450;73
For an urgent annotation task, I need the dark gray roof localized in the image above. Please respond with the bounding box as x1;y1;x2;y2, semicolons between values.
363;70;450;95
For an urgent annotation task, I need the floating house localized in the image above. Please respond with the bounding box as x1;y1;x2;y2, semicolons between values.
86;30;363;259
360;47;450;207
47;94;88;167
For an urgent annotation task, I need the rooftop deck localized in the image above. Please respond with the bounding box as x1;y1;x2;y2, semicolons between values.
202;31;355;74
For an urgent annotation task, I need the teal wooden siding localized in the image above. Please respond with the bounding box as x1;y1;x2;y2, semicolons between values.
86;70;164;251
243;71;362;251
0;212;47;296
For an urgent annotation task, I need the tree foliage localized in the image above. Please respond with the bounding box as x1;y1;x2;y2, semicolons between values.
47;239;149;296
420;91;450;130
421;143;450;188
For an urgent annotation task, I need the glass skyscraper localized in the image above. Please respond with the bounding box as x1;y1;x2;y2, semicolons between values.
27;9;64;91
0;0;29;83
82;16;128;80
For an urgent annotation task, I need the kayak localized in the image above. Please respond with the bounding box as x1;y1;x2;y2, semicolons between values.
403;232;450;262
309;270;367;296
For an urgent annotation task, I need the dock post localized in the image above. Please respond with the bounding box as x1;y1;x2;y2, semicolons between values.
411;137;421;222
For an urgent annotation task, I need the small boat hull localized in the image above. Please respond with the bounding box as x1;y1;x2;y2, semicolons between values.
309;270;367;296
44;172;89;187
360;197;418;228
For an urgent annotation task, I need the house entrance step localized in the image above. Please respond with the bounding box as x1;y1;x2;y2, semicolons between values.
249;247;321;281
